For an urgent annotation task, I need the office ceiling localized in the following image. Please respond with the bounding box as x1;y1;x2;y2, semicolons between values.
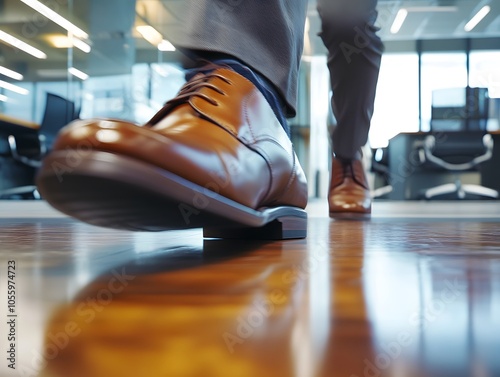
360;0;499;40
0;0;499;82
305;0;500;54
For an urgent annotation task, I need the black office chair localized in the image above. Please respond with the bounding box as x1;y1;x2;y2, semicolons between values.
0;92;77;199
420;131;498;200
418;87;498;200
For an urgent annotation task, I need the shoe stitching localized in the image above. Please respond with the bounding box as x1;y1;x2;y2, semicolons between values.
243;89;299;205
243;90;258;143
281;153;299;203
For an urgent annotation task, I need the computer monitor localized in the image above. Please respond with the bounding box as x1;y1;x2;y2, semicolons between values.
431;87;489;131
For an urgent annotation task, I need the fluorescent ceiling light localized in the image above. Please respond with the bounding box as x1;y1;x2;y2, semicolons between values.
0;66;23;80
72;38;92;53
0;94;7;102
36;69;69;78
391;9;408;34
137;26;175;51
405;6;457;12
19;0;88;39
158;39;175;51
46;34;91;53
0;80;29;95
136;25;163;46
0;30;47;59
69;67;89;80
464;5;491;32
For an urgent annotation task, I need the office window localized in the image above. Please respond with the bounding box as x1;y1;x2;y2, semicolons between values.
420;53;468;132
470;51;500;97
0;83;34;123
470;50;500;131
150;63;186;114
78;63;185;124
370;53;419;148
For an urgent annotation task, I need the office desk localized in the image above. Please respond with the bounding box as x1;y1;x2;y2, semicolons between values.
386;132;500;200
0;113;40;140
0;114;40;155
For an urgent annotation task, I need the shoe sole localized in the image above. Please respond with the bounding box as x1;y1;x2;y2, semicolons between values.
36;151;307;239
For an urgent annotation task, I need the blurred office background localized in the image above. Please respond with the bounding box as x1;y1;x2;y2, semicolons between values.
0;0;499;200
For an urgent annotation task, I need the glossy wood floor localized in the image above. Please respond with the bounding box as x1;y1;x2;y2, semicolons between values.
1;200;500;377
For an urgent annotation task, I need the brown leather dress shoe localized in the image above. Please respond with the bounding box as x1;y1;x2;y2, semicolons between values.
328;157;371;219
36;68;308;239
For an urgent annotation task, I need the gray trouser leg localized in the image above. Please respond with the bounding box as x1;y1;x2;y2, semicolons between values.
165;0;382;157
165;0;309;117
317;0;383;159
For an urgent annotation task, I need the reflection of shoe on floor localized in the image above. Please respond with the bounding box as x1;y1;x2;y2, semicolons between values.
328;157;371;219
37;68;308;239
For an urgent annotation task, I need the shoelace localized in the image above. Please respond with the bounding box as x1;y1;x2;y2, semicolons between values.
146;72;232;126
335;159;353;178
333;159;368;189
343;160;369;189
